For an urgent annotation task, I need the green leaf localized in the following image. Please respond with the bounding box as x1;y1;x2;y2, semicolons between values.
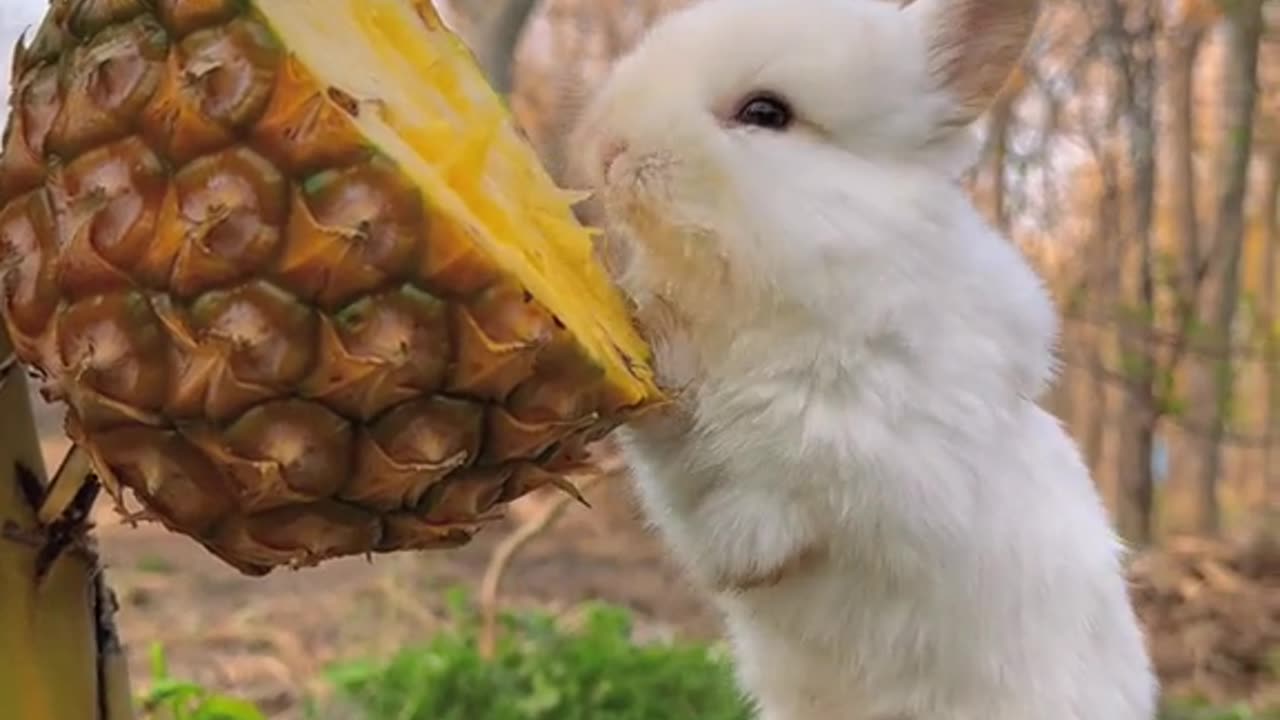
148;642;170;682
324;597;753;720
193;696;268;720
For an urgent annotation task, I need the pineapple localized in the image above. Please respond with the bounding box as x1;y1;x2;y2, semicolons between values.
0;0;662;576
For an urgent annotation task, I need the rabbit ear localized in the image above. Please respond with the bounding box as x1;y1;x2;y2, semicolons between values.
910;0;1039;126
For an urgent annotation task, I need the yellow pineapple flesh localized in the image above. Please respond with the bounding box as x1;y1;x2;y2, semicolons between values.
0;0;661;576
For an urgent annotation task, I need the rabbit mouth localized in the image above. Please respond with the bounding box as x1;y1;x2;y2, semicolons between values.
601;151;678;210
597;150;700;248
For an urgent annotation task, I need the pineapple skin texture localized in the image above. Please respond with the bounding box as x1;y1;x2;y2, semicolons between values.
0;0;659;575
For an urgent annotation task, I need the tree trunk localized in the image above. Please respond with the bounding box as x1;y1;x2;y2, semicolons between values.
1262;150;1279;507
1084;164;1121;476
1116;395;1158;545
982;88;1017;233
481;0;541;95
1161;24;1204;526
1113;0;1161;546
0;329;134;719
448;0;542;95
1185;1;1264;535
1166;26;1203;298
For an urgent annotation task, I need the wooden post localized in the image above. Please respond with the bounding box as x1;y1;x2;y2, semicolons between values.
0;327;135;720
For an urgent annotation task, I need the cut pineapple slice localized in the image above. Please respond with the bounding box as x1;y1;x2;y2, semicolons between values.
253;0;658;409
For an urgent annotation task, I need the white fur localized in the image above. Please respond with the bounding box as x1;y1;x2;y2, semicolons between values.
572;0;1159;718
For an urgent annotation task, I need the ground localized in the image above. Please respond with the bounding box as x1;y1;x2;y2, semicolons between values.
31;406;1280;719
84;443;721;718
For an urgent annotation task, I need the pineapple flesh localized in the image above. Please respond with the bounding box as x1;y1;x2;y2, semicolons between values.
0;0;661;575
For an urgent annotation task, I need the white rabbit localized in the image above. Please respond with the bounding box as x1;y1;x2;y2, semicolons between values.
569;0;1159;718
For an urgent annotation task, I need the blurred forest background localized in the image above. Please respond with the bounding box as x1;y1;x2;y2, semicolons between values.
3;0;1278;717
446;0;1280;547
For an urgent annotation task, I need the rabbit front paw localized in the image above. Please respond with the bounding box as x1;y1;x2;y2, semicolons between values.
710;542;828;594
687;485;828;595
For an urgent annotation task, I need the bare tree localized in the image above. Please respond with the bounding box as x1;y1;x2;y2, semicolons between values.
1101;0;1162;546
447;0;543;94
977;71;1026;233
1182;0;1265;535
1262;149;1279;506
1163;1;1205;343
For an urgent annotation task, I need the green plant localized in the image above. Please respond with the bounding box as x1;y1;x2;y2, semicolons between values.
137;644;267;720
1159;698;1280;720
131;601;1280;720
325;590;752;720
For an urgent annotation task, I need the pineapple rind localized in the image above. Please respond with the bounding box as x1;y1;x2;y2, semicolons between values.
251;0;658;404
0;0;660;575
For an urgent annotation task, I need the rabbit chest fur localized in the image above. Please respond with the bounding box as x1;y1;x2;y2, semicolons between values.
612;182;1157;720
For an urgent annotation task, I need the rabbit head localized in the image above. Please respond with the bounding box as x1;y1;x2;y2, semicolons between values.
572;0;1056;400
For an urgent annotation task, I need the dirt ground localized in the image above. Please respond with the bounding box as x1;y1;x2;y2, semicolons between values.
86;485;710;716
86;445;722;718
29;406;1280;718
1126;531;1280;708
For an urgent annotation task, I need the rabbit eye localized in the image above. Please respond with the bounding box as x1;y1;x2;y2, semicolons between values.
734;93;792;130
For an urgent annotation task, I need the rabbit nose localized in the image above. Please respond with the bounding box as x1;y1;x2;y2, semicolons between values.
600;139;629;177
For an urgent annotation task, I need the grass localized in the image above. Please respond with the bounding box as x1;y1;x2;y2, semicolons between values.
323;589;750;720
1159;702;1280;720
135;555;178;575
133;592;1277;720
137;642;268;720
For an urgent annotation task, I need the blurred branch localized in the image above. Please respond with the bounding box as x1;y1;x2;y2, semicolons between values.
1163;14;1205;319
1062;310;1273;358
1060;348;1278;448
449;0;542;95
1184;0;1265;533
1262;150;1279;505
478;473;604;660
486;0;542;94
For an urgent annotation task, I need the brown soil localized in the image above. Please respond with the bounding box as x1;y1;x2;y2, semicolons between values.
91;446;720;718
1130;532;1280;708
